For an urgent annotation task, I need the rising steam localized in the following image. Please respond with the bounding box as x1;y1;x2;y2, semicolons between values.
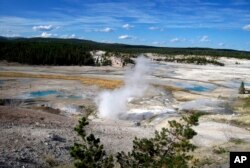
96;55;151;119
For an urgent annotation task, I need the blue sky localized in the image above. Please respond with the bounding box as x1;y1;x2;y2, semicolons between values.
0;0;250;51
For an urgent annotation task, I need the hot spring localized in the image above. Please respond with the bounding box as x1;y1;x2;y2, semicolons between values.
96;55;177;121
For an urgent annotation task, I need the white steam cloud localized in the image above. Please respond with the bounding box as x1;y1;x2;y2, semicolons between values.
96;56;151;119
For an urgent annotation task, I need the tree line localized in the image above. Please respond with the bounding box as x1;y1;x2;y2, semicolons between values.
155;56;225;66
0;37;250;66
0;40;95;65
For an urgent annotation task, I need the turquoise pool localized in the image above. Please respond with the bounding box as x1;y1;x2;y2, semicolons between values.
174;82;215;92
28;90;60;98
185;85;211;92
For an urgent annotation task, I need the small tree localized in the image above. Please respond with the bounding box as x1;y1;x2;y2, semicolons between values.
116;113;200;168
71;113;200;168
239;81;245;94
70;117;114;168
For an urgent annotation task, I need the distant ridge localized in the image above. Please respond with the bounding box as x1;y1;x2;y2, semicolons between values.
0;36;250;59
0;36;248;52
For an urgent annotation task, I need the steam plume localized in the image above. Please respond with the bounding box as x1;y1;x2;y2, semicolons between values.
97;55;151;119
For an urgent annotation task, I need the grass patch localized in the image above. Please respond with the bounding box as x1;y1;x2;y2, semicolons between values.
1;71;194;92
242;97;250;109
0;71;123;89
192;157;214;167
212;146;228;154
160;85;186;92
44;154;59;167
231;115;250;127
192;137;250;168
233;96;250;113
229;138;246;144
228;96;250;127
54;164;75;168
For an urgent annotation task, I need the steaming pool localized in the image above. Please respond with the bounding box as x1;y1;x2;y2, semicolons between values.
123;107;177;121
18;90;86;100
25;90;61;98
174;82;216;92
10;88;94;115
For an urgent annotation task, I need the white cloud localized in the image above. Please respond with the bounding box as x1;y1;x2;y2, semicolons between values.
98;27;114;32
200;35;210;42
33;25;55;31
242;24;250;31
152;41;160;45
122;24;134;29
1;0;250;39
218;42;225;46
0;33;20;37
149;26;158;30
170;38;186;43
41;32;57;38
91;27;113;32
118;35;133;39
149;26;164;31
152;41;165;45
61;34;76;38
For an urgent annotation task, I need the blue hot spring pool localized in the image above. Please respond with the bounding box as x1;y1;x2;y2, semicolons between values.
27;90;60;98
185;85;211;92
174;82;215;92
21;90;85;100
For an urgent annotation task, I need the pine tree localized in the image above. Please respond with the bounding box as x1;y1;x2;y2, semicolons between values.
116;113;200;168
70;117;114;168
70;113;200;168
239;81;245;94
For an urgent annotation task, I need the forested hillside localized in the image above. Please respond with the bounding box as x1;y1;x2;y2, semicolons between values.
0;38;95;65
0;37;250;66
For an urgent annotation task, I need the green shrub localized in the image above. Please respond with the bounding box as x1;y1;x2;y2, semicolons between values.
212;147;227;154
70;118;114;168
239;81;245;94
117;113;200;168
71;113;200;168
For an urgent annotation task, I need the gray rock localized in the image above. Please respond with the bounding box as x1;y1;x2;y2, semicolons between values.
135;122;141;126
50;134;66;142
